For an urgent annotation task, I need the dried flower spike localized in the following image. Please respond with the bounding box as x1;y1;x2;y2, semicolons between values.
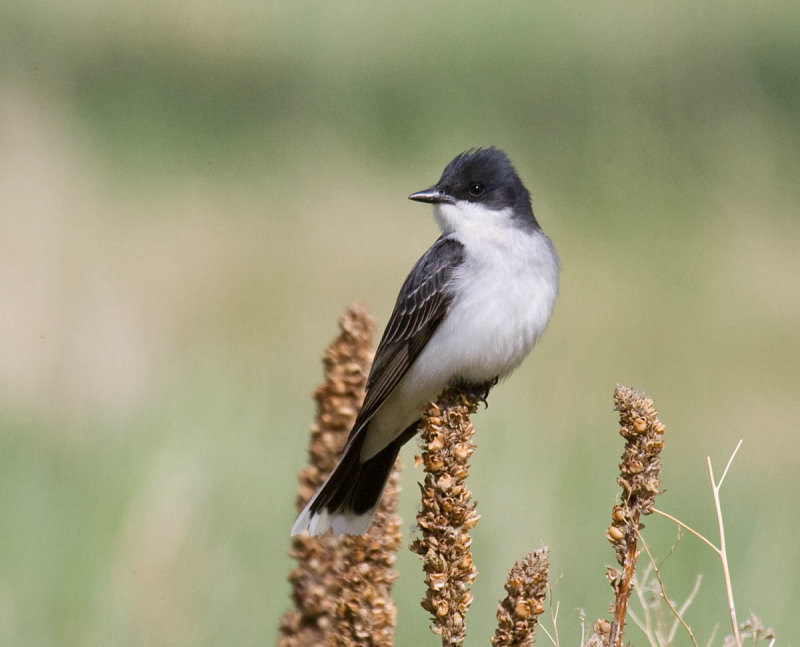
279;303;403;647
411;390;480;647
492;547;549;647
605;384;666;647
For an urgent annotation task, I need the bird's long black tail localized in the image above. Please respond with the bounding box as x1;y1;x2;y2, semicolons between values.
291;422;417;536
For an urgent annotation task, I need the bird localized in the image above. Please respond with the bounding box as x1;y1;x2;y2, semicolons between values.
291;147;559;537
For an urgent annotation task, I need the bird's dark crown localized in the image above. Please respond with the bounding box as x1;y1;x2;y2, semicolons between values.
436;147;538;227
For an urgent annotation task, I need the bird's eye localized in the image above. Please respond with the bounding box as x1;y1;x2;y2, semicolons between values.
468;182;485;197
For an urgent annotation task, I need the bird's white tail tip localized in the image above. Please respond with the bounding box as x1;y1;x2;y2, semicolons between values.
290;503;377;537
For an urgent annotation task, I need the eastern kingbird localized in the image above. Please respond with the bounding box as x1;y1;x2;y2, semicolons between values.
292;147;559;536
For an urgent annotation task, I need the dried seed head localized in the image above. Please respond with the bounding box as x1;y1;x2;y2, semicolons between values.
491;548;549;647
585;619;612;647
412;389;480;647
280;304;402;647
602;385;668;647
730;612;776;645
608;385;666;566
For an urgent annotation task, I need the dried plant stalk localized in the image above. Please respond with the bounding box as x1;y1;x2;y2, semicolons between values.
491;547;550;647
588;385;665;647
411;390;480;647
279;303;403;647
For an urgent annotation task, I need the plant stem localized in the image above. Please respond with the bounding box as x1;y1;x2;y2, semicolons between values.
707;448;741;647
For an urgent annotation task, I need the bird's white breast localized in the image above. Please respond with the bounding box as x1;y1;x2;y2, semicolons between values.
425;204;559;384
361;203;558;460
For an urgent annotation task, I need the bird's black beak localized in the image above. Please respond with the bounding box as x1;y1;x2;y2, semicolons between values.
408;187;456;205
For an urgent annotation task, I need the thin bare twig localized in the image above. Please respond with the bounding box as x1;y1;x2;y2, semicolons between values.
656;526;701;646
653;440;745;647
539;623;557;647
708;441;743;647
627;606;659;647
716;439;743;490
550;598;561;647
630;564;660;647
651;508;718;554
539;587;559;647
638;532;699;647
705;623;719;647
668;574;702;644
579;609;586;647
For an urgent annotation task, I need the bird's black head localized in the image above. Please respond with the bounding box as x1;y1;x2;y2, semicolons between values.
409;147;539;229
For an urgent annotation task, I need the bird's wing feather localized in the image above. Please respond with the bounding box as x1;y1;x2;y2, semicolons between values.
349;236;464;436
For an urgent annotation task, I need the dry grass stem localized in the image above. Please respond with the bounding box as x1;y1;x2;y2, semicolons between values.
411;389;480;647
590;385;665;647
279;303;403;647
650;509;717;553
652;440;752;647
543;585;562;647
705;624;720;647
668;573;702;643
708;441;742;647
638;532;699;647
491;547;550;647
628;565;660;647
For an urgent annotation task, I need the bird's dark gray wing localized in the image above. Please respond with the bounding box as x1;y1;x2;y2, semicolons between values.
350;236;464;434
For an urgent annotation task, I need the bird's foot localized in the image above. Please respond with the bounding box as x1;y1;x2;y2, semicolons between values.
452;376;499;408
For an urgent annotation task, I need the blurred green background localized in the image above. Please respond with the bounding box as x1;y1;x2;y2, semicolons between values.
1;1;798;645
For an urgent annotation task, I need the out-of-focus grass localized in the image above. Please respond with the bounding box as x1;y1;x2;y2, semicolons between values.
1;1;799;645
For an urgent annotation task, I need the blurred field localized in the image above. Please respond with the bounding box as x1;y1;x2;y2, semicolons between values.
1;1;799;645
